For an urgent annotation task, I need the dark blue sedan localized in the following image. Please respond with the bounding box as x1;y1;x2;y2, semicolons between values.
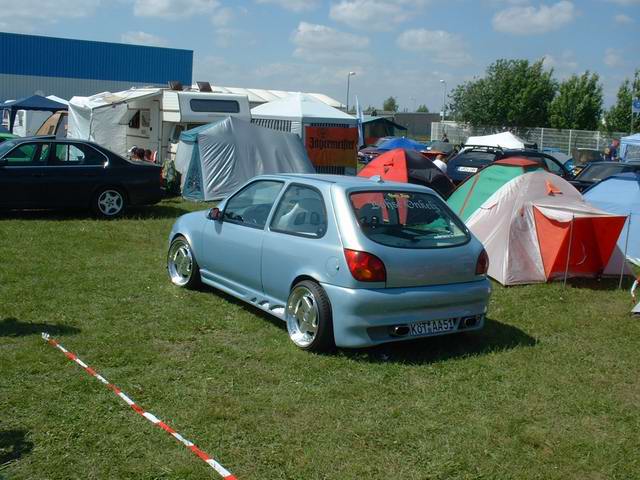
0;137;162;217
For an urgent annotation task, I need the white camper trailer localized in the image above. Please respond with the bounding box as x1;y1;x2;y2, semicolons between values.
68;88;251;162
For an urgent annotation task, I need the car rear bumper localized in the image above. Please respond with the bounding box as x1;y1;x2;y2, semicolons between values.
321;278;492;348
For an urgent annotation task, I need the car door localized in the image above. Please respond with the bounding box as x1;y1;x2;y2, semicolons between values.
44;142;108;207
261;184;332;305
0;141;50;208
541;154;571;179
199;180;284;297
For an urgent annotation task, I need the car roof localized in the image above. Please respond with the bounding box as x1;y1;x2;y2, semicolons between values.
253;173;435;192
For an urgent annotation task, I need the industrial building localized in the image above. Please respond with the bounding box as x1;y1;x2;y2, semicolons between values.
0;32;193;102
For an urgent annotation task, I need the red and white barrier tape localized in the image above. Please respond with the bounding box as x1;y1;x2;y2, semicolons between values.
41;333;237;479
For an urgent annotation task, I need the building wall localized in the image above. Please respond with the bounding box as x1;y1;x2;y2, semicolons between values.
0;73;163;102
392;113;443;139
0;32;192;101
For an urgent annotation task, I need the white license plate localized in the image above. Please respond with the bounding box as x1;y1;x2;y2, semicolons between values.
409;318;456;336
457;166;478;173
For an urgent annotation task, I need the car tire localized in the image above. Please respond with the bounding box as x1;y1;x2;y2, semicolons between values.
286;280;334;352
167;235;201;289
93;187;126;218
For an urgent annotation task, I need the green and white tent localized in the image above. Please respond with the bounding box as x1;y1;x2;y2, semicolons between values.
175;117;314;201
447;158;544;221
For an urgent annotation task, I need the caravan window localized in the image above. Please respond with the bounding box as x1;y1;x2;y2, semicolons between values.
189;99;240;113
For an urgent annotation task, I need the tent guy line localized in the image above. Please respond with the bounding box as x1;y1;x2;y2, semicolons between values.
40;333;238;480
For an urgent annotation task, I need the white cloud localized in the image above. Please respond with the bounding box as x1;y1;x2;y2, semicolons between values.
330;0;427;30
0;0;100;32
604;48;624;67
211;7;234;27
492;1;576;35
396;29;471;66
133;0;219;18
291;22;370;64
614;13;634;23
605;0;640;5
120;31;168;47
542;51;579;78
255;0;320;11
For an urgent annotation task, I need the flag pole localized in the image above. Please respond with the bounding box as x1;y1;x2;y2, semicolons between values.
563;215;574;288
619;213;632;289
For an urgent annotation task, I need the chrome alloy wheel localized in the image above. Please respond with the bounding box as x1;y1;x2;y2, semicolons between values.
167;238;194;286
286;285;320;348
97;190;124;216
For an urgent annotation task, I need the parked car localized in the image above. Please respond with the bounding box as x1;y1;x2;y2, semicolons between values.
570;161;640;192
0;136;162;217
167;174;491;351
446;147;573;184
358;136;395;164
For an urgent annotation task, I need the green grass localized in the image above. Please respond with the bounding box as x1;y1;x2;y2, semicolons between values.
1;198;639;479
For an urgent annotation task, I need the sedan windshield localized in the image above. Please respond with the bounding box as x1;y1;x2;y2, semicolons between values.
350;191;470;249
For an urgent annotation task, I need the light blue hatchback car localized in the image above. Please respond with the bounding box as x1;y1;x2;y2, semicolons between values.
167;174;491;351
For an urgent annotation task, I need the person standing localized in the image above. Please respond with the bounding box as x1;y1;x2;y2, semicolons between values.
441;133;449;143
605;138;620;161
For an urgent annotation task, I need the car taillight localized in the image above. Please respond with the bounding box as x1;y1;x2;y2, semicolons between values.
476;249;489;275
344;249;386;282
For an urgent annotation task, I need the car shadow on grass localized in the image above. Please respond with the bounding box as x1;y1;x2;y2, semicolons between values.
195;287;536;364
0;317;81;338
0;204;193;221
340;318;536;365
0;429;33;465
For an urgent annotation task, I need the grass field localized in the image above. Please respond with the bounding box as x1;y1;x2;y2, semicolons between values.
1;198;639;479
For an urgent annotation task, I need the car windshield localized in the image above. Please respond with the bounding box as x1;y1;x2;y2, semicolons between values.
577;164;624;182
0;139;18;157
350;191;470;249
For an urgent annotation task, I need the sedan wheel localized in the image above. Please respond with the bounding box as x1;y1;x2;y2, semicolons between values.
167;236;201;289
286;280;333;351
95;189;124;218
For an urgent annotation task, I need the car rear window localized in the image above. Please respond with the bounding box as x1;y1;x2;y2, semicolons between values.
350;191;470;249
451;151;496;164
577;164;624;182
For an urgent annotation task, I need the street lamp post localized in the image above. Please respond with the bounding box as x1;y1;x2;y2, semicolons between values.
346;71;356;112
439;79;447;122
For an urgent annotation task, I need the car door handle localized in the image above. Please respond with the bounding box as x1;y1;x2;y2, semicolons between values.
31;173;46;177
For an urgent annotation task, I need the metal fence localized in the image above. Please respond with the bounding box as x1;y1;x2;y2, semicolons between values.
430;122;629;155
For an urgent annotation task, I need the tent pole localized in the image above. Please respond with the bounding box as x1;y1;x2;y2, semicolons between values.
619;213;632;289
563;215;574;288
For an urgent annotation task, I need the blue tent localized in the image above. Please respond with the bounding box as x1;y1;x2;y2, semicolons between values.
584;172;640;265
1;95;67;130
174;117;314;201
377;137;427;152
620;133;640;162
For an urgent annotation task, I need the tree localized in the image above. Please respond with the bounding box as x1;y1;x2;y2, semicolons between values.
382;96;398;112
416;104;429;113
549;72;603;130
603;69;640;133
449;59;557;128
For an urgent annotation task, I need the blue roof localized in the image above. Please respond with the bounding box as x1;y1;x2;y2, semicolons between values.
1;94;67;112
0;32;192;85
377;137;427;151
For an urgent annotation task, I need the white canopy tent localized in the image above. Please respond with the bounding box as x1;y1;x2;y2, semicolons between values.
68;88;161;157
465;132;526;149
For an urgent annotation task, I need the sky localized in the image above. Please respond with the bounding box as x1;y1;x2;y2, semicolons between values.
0;0;638;111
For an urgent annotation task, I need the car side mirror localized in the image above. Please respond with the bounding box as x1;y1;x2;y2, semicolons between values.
208;207;222;221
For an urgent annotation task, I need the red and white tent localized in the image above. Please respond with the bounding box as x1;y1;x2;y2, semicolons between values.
466;171;629;285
